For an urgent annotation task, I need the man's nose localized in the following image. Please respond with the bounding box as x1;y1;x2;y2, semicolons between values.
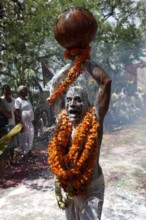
70;99;76;106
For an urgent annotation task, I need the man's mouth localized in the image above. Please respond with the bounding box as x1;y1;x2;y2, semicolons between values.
68;109;79;115
67;108;82;123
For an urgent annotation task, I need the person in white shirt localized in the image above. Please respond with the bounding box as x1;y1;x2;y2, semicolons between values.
15;85;34;159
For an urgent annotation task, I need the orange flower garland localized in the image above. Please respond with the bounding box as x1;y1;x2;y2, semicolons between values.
47;47;90;104
48;106;100;196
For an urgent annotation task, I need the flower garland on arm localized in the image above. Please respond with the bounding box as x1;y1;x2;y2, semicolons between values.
48;106;100;209
47;47;90;104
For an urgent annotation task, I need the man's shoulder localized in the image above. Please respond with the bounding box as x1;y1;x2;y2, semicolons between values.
0;96;4;101
15;97;22;102
15;97;23;108
0;97;10;111
12;97;16;101
0;97;7;105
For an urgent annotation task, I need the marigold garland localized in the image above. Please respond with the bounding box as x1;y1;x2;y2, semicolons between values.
47;47;91;104
48;106;100;200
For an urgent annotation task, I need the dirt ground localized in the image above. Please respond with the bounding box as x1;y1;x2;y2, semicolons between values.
0;114;146;220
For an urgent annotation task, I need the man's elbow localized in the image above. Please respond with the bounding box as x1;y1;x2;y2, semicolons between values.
106;76;112;84
105;78;112;89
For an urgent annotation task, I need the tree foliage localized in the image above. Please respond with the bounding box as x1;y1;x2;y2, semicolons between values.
0;0;146;92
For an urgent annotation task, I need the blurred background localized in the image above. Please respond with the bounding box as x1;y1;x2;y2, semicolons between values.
0;0;146;130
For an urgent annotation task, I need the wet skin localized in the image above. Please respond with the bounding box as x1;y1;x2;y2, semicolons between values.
65;90;87;127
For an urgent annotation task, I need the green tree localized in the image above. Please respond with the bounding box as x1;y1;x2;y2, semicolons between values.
0;0;145;93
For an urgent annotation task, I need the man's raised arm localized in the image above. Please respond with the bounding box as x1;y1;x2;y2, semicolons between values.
84;61;112;123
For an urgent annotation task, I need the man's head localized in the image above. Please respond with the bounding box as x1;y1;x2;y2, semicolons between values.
1;84;11;97
41;109;48;118
65;86;90;126
17;85;28;98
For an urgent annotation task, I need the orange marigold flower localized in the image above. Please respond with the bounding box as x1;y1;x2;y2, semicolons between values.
48;106;100;195
47;47;90;104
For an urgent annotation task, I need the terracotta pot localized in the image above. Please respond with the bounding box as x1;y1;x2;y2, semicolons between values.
54;7;98;49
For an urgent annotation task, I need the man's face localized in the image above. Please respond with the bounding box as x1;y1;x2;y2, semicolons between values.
3;86;11;97
42;111;47;118
21;88;28;98
65;89;87;126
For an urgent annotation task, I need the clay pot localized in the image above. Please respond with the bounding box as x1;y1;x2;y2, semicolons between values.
54;7;98;49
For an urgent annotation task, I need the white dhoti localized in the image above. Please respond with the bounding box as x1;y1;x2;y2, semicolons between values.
65;173;105;220
19;121;34;155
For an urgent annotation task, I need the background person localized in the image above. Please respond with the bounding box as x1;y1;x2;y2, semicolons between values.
37;109;50;136
0;97;12;181
15;85;34;160
1;84;18;165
